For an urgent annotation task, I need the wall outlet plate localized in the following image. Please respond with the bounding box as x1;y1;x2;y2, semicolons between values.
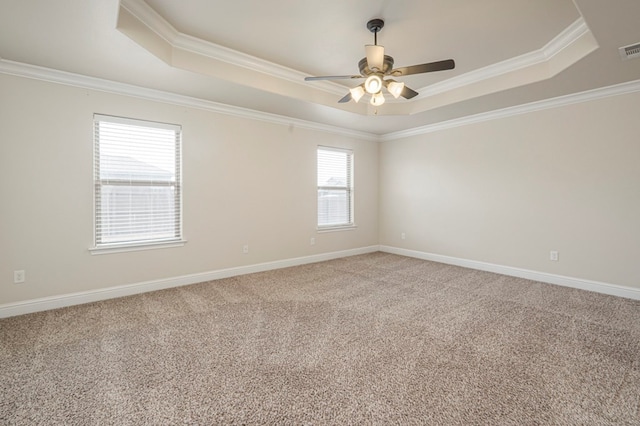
14;270;26;283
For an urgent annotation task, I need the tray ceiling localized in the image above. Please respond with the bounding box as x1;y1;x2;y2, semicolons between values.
1;0;639;135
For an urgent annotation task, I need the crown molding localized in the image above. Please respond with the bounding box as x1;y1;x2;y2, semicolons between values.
0;58;378;141
416;18;590;99
119;0;347;97
381;78;640;141
118;0;178;42
120;0;589;112
116;2;597;117
543;17;591;59
119;0;591;111
3;56;639;144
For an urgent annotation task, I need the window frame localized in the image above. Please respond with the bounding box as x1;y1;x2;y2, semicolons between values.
316;146;355;231
90;114;185;254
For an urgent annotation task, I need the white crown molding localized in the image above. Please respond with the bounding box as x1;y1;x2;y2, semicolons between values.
119;0;591;109
4;56;640;143
118;0;178;43
0;58;377;142
379;246;640;301
416;18;590;99
543;17;591;59
4;54;640;143
381;78;640;141
119;0;347;97
0;246;380;318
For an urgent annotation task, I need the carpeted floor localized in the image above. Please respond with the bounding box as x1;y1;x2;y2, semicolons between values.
1;252;639;425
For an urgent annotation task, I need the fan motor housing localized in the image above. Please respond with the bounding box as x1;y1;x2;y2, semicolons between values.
359;55;394;76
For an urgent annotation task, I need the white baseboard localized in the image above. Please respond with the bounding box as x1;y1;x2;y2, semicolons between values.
380;245;640;300
3;244;637;318
0;246;379;318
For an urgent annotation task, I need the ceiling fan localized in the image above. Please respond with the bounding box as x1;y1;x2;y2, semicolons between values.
305;19;455;106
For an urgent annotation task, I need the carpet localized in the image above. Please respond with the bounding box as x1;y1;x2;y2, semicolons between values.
1;252;639;424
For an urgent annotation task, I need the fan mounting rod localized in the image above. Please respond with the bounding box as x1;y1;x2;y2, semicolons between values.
367;19;384;45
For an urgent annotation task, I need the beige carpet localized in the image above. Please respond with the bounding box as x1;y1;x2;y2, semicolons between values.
1;252;639;425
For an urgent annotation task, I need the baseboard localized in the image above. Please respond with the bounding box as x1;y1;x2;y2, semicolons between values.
379;245;640;300
4;244;637;318
0;245;380;318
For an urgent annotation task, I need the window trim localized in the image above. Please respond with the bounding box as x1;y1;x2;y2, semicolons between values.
89;239;186;255
316;146;355;230
316;224;358;233
91;114;185;254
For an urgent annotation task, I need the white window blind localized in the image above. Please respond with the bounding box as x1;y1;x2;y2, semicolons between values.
93;114;182;249
317;146;353;228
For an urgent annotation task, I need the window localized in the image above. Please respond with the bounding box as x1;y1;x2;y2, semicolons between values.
317;146;354;228
93;114;183;251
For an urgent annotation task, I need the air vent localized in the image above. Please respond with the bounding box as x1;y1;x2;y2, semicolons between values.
619;42;640;60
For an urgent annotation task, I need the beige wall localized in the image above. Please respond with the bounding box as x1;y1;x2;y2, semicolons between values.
379;91;640;289
0;74;379;305
2;71;639;308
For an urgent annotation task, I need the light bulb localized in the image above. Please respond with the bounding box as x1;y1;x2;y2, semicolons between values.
370;92;385;106
386;80;405;99
349;85;365;103
364;75;383;94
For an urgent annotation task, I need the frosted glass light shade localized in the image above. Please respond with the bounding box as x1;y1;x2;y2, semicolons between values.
365;45;384;71
370;92;385;106
387;80;405;99
364;75;383;94
349;85;365;103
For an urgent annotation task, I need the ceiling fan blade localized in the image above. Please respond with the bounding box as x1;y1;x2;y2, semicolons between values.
400;86;419;100
304;75;363;81
365;45;385;71
391;59;455;77
338;92;353;103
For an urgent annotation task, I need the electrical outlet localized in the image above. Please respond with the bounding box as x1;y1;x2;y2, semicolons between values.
243;245;249;254
401;232;406;240
550;251;559;261
310;237;316;246
14;270;25;284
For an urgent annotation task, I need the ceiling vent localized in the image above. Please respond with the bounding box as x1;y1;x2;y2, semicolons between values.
619;42;640;60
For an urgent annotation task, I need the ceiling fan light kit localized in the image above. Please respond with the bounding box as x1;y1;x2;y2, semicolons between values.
386;80;405;99
364;74;383;94
371;92;385;106
305;18;456;108
349;85;366;103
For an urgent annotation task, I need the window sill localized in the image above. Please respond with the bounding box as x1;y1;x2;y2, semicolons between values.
317;224;357;233
89;239;187;255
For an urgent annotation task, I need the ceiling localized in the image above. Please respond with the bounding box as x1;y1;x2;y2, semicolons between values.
1;0;639;136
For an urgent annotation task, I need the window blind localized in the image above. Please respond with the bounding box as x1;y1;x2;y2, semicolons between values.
93;114;182;248
317;147;353;227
